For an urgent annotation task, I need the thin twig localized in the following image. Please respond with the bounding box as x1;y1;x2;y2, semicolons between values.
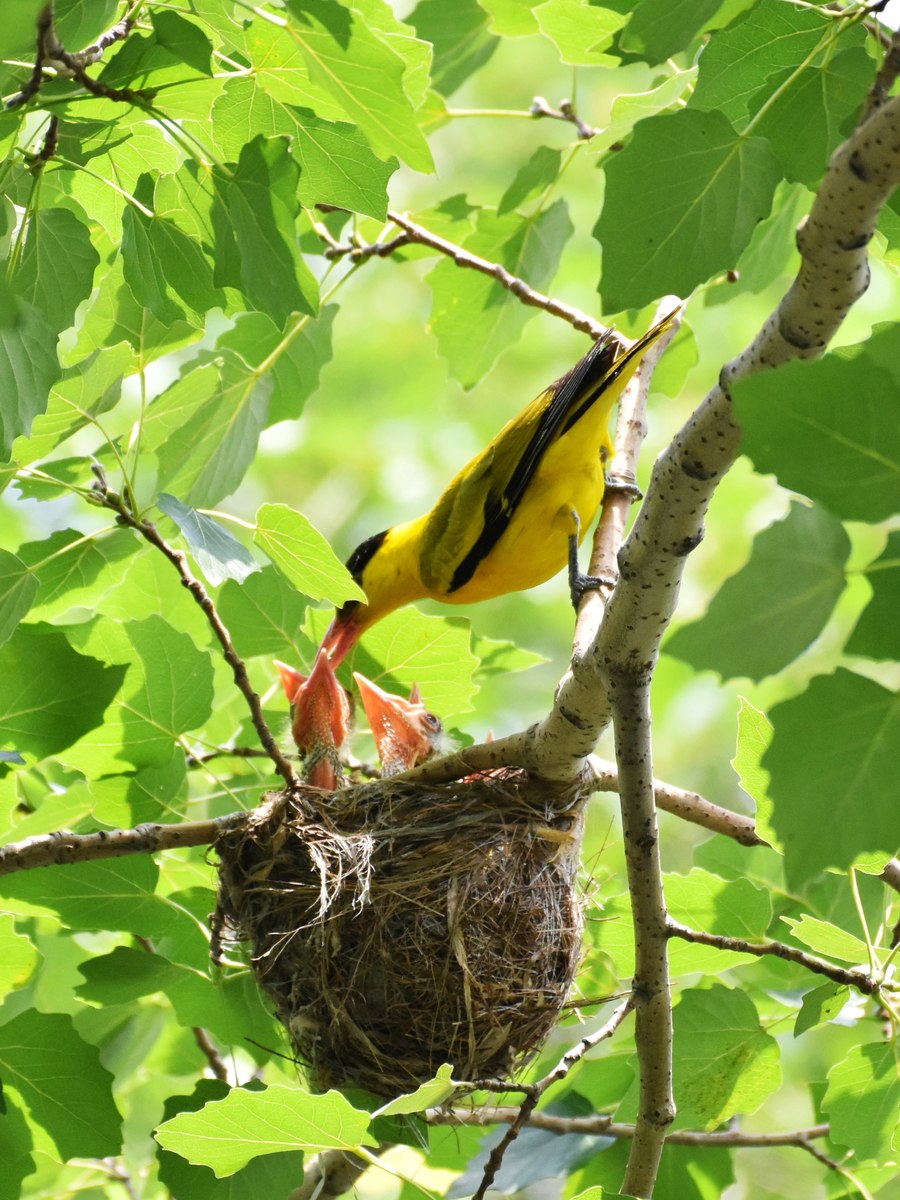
470;998;633;1200
193;1026;230;1081
667;920;884;995
385;209;606;339
530;95;597;140
185;746;276;767
90;470;299;790
430;1106;831;1148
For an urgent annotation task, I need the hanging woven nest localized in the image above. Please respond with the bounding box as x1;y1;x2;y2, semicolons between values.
214;770;587;1096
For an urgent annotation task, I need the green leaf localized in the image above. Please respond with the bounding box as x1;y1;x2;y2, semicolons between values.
731;697;775;843
749;48;872;187
54;0;119;48
471;632;547;677
61;616;215;772
10;342;134;468
848;531;900;661
781;916;870;965
215;136;319;324
825;1042;900;1161
665;502;850;681
212;80;397;218
0;549;38;647
535;0;624;66
595;108;780;312
255;502;365;606
736;329;900;523
477;0;539;37
428;201;573;388
142;358;273;508
0;1090;33;1200
0;623;126;760
498;146;562;216
157;494;259;586
672;985;781;1131
619;0;722;64
77;947;278;1048
218;565;313;661
150;10;214;75
374;1064;456;1116
0;1011;121;1160
409;0;498;96
0;300;62;459
122;183;225;321
292;107;398;218
0;856;168;936
794;982;848;1036
665;868;772;940
689;0;835;126
285;1;434;173
16;528;134;622
764;669;900;886
14;208;99;334
155;1084;377;1176
0;914;38;992
157;1081;304;1200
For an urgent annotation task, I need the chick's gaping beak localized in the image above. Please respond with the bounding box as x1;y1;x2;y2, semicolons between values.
275;650;352;789
353;672;442;777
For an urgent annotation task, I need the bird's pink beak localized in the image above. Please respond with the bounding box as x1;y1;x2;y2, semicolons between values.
321;609;364;668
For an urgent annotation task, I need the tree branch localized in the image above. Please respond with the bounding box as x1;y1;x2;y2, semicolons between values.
6;2;139;109
667;920;885;996
0;813;245;876
589;757;766;846
609;672;673;1197
90;471;299;790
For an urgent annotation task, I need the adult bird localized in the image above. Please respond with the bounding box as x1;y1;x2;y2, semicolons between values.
321;308;678;666
353;674;443;776
276;650;352;789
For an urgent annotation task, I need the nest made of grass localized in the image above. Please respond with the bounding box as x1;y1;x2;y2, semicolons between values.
214;771;587;1096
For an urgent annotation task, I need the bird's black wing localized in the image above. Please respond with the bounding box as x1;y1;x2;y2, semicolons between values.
446;332;621;591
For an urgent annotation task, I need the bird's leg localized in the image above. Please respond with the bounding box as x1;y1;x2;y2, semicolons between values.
567;508;615;609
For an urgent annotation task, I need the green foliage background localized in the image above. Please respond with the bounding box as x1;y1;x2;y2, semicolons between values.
0;1;898;1197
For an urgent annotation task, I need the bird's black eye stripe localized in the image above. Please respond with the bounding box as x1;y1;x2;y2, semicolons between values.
346;529;389;582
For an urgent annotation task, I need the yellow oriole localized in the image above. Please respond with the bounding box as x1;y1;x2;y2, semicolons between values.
322;309;678;665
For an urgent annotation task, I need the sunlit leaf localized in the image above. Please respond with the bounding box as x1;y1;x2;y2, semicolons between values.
156;1084;376;1176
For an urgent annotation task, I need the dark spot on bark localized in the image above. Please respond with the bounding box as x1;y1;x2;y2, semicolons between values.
558;705;591;731
673;531;704;556
838;230;872;251
681;458;717;482
848;151;870;181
